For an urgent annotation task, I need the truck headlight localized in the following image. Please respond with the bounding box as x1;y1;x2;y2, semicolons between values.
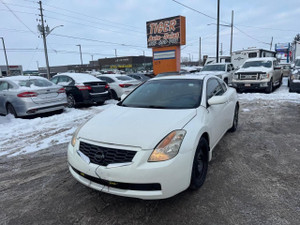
233;74;239;80
260;73;269;79
148;130;186;162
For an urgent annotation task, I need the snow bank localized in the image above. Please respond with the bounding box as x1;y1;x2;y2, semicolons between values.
0;100;117;157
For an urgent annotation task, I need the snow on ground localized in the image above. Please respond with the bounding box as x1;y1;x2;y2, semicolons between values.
0;100;117;157
0;78;299;158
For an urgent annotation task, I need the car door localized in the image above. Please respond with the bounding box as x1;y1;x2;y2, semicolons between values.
273;60;281;82
205;78;228;146
0;81;8;114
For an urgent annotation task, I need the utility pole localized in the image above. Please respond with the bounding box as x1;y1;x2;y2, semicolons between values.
76;44;83;65
38;1;50;79
199;37;202;66
216;0;220;63
91;54;94;61
270;37;273;51
230;10;234;56
115;49;117;57
0;37;10;76
36;61;39;70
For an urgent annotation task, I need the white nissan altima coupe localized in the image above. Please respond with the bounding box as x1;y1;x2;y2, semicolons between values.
68;75;239;200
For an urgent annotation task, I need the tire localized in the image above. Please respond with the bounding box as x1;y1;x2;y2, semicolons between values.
190;137;209;190
266;78;273;93
67;94;76;108
236;88;242;93
224;78;228;85
6;103;17;117
111;90;118;100
279;75;283;87
229;104;239;132
96;101;104;105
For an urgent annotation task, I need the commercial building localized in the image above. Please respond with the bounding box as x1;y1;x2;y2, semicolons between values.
0;65;23;77
98;56;152;72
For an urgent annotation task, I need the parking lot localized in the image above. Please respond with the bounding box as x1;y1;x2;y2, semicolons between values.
0;81;300;225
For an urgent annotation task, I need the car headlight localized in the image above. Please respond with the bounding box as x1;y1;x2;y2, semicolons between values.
148;130;186;162
260;73;270;79
71;118;92;147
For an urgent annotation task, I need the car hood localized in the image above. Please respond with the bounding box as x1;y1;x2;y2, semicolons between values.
78;105;196;150
237;67;271;73
199;71;225;76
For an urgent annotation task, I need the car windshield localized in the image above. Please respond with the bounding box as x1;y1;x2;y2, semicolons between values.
202;65;226;72
295;59;300;67
116;76;134;81
120;79;202;109
242;60;272;68
17;79;53;87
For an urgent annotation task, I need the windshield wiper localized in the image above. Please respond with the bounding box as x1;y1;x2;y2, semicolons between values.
144;105;167;109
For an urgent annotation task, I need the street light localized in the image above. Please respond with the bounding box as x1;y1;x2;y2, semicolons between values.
76;44;83;65
0;37;10;76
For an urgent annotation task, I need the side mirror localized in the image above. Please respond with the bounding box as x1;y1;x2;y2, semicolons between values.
208;95;228;105
120;94;127;101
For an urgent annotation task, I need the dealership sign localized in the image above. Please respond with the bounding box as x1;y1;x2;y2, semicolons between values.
146;16;186;48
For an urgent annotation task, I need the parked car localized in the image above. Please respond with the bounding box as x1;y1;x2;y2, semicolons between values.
232;57;283;93
50;73;111;107
155;71;188;77
127;73;150;82
96;74;140;100
198;63;235;85
0;76;67;117
279;63;292;77
288;57;300;92
68;75;239;200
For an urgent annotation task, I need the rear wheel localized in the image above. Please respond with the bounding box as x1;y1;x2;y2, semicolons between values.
190;137;209;190
6;103;17;117
67;94;76;108
111;90;118;100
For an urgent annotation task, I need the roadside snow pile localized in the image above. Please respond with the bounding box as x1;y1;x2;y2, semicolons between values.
238;78;300;103
0;100;117;157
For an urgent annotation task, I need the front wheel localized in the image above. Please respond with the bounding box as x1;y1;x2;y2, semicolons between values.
190;137;209;190
229;104;239;132
266;78;273;93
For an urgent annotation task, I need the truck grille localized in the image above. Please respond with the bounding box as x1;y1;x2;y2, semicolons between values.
237;72;266;80
79;141;137;166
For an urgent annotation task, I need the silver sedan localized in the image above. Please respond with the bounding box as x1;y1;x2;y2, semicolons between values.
0;76;67;117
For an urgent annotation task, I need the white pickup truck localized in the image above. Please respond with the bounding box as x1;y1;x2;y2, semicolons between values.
231;57;283;93
198;63;235;85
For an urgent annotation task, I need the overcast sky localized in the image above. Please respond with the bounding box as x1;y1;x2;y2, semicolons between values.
0;0;299;70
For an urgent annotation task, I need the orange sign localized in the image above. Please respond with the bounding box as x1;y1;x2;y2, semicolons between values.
146;16;186;48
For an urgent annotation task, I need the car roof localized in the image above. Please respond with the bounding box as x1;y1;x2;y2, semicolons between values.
204;63;229;66
54;73;100;83
245;57;276;62
152;74;207;80
0;75;47;81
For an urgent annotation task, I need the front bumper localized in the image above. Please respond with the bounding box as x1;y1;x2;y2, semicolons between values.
289;80;300;92
67;139;192;200
231;80;270;90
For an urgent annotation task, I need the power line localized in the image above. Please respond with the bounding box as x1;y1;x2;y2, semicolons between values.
0;0;36;35
171;0;216;20
50;33;147;49
0;1;37;9
0;8;37;15
44;9;144;34
43;2;141;30
235;24;299;33
234;26;270;45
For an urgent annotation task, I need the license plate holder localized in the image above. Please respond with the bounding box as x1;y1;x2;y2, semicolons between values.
244;83;251;87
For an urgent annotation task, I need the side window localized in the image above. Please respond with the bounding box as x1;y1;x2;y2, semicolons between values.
50;77;59;84
206;78;225;101
100;77;114;83
0;82;9;91
219;79;227;92
58;76;73;85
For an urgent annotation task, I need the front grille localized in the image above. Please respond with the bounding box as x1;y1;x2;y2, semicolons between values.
237;72;266;80
71;166;161;191
79;141;136;166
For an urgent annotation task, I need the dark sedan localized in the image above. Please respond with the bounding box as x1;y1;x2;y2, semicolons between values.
50;73;111;107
